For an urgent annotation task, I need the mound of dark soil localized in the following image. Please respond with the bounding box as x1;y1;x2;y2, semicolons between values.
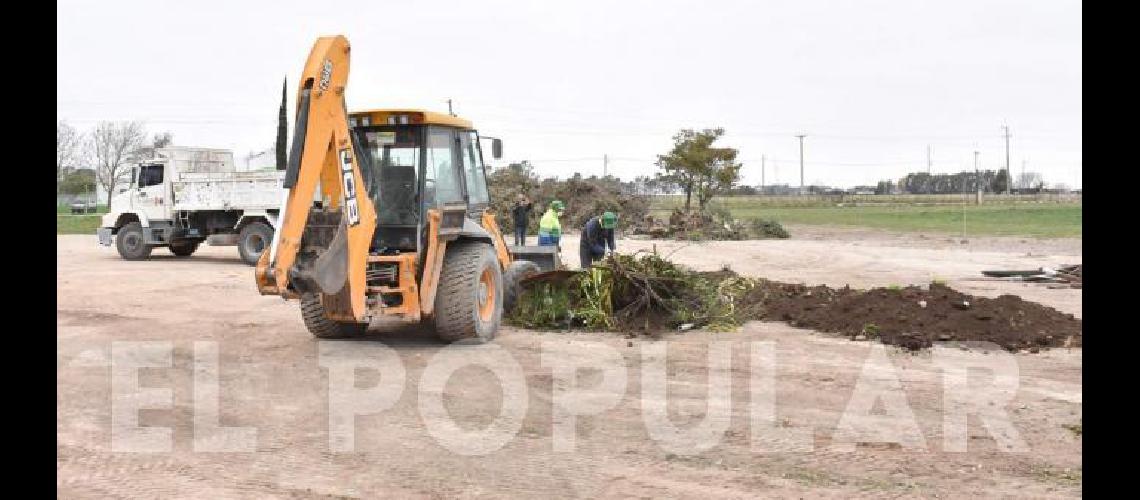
738;281;1082;352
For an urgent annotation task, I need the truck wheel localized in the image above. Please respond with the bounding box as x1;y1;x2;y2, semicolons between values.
169;241;199;257
238;222;273;266
503;260;541;313
433;242;502;343
115;222;153;261
300;293;368;338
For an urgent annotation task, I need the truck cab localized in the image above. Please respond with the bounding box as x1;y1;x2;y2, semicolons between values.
108;159;174;225
98;148;285;265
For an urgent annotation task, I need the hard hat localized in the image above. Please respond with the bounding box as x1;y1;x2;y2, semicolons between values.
601;211;617;229
550;200;565;211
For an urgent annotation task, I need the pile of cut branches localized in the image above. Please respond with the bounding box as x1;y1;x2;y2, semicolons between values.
634;207;789;241
507;252;752;333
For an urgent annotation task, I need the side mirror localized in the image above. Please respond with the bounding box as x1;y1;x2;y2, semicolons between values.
492;138;503;160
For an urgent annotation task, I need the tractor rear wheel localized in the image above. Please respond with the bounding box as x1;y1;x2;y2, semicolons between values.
433;242;502;343
300;293;368;338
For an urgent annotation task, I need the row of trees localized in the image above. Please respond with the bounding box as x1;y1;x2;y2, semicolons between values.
892;169;1056;195
57;120;173;210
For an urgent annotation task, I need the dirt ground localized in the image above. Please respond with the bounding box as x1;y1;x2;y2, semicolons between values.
57;228;1082;498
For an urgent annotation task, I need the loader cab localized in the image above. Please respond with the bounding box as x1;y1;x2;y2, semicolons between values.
349;109;499;254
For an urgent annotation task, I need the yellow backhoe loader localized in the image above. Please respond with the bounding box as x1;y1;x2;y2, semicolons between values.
255;35;553;342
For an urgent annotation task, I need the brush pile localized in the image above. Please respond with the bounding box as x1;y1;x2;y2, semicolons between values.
507;253;1083;352
508;252;749;333
634;208;789;240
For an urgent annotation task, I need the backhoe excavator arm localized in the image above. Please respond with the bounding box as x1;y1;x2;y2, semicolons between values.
255;35;377;322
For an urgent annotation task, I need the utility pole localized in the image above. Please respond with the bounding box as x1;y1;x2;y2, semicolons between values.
974;150;981;205
447;99;454;116
761;154;766;192
795;134;806;195
1002;124;1012;195
1021;159;1026;192
926;145;932;174
603;154;608;177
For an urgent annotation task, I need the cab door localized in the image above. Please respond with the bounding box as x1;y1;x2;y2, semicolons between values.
422;127;467;210
134;163;168;221
458;130;490;214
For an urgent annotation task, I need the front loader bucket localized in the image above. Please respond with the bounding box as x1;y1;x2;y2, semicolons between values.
508;245;562;272
518;269;582;287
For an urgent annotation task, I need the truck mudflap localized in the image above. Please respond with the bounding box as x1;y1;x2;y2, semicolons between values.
97;228;113;246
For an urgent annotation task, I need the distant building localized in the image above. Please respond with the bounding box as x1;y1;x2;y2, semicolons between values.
758;184;797;196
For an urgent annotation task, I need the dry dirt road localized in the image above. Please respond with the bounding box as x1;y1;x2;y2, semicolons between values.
57;229;1082;498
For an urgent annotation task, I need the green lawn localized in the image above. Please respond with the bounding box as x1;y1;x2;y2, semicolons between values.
57;215;103;234
651;199;1082;238
56;204;108;214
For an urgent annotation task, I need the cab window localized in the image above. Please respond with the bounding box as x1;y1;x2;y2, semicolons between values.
358;127;421;225
138;164;164;188
425;128;464;206
460;131;489;206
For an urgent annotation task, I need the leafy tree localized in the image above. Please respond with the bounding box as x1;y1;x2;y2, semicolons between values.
990;169;1010;194
59;168;97;195
655;128;742;211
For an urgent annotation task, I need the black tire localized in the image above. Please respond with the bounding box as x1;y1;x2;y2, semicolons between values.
238;221;273;266
115;222;153;260
433;242;503;343
169;241;199;257
300;293;368;338
503;260;542;313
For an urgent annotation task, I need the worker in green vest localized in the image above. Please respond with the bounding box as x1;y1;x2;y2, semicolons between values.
538;200;565;247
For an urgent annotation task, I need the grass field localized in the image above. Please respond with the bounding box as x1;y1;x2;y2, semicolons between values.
651;197;1082;238
57;215;102;235
57;204;108;215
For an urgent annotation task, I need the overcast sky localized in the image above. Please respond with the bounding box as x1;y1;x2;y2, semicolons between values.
57;0;1081;188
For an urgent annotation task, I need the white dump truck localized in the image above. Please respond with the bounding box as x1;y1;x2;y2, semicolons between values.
97;147;285;266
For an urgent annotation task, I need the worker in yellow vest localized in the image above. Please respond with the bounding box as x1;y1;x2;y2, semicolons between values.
538;200;565;247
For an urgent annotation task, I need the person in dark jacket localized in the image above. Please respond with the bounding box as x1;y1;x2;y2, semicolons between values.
580;211;617;268
510;193;533;246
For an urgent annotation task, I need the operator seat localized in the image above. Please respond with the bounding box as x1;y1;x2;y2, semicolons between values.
373;164;419;250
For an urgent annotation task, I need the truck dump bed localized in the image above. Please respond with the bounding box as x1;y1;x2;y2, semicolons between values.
172;171;285;211
157;147;285;211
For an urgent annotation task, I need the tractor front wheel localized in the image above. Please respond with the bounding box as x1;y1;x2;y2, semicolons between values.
433;242;502;343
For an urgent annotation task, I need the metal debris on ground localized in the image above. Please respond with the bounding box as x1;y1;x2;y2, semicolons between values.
981;264;1082;288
